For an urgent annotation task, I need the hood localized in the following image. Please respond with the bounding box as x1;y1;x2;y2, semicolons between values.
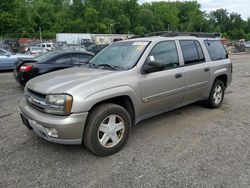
26;67;116;94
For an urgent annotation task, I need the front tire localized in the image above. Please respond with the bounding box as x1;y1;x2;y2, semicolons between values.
83;103;131;156
204;79;225;108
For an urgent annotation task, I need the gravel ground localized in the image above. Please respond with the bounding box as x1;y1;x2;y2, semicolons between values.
0;54;250;188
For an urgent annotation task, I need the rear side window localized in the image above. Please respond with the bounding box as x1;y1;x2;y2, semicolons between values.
180;40;205;65
204;40;227;61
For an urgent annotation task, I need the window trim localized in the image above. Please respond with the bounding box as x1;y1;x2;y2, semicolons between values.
141;40;181;74
179;40;206;66
194;41;206;63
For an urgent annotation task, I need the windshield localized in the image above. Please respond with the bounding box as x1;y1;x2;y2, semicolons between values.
89;41;149;70
34;51;59;62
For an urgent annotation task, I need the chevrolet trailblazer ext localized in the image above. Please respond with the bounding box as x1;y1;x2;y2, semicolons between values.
19;32;232;156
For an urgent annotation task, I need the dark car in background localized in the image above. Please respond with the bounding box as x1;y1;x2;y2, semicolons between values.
13;50;94;86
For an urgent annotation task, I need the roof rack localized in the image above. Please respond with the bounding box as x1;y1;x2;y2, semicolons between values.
161;32;216;38
128;32;217;39
128;31;169;39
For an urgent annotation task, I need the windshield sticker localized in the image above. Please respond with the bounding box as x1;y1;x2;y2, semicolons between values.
149;56;155;61
136;45;145;50
132;42;149;46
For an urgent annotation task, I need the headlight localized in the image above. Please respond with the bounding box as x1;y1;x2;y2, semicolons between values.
44;94;73;115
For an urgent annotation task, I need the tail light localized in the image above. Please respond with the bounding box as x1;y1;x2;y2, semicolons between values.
19;64;33;72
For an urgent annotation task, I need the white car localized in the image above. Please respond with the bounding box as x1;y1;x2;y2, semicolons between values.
36;43;54;51
244;41;250;48
26;47;47;57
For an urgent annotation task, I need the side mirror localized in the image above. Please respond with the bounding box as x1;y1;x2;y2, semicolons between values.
142;61;165;74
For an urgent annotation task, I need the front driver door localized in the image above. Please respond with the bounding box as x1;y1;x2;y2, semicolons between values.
139;41;185;117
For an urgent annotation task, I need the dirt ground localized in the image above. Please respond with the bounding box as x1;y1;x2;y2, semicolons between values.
0;54;250;187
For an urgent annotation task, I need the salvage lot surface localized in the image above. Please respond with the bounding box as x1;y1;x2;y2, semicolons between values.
0;54;250;187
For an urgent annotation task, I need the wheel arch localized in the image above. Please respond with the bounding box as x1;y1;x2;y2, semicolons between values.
214;74;228;88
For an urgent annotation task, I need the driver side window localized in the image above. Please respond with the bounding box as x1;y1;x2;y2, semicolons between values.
146;41;179;70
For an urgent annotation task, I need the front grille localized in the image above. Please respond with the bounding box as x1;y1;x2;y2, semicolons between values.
25;89;47;112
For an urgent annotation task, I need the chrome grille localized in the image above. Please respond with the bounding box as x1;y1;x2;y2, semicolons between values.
25;89;46;112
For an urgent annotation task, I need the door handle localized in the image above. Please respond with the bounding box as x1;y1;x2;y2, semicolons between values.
175;73;182;78
204;67;210;72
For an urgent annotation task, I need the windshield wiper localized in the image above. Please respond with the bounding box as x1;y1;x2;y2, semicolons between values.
82;61;94;67
96;64;120;70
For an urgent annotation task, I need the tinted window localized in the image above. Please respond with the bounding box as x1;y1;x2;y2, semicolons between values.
180;40;200;65
204;40;227;61
54;55;72;64
47;44;51;47
145;41;179;70
34;51;60;62
72;53;92;64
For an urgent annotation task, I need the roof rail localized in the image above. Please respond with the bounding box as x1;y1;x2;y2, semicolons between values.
161;32;216;38
128;32;217;39
128;31;169;39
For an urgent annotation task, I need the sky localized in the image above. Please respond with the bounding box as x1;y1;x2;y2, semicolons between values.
138;0;250;20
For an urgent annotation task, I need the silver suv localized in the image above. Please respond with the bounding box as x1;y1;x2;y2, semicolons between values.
19;33;232;156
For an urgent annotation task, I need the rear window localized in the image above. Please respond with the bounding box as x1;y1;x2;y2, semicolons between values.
204;40;227;61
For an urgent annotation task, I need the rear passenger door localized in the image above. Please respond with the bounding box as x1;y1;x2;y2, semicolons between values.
179;40;211;103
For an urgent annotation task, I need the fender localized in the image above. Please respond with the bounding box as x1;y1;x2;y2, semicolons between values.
72;85;142;118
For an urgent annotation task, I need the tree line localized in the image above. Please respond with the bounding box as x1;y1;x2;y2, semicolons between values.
1;0;250;40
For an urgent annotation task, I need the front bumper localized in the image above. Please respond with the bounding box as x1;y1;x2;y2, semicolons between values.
19;98;88;145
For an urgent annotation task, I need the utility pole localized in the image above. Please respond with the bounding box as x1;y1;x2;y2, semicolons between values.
210;23;213;33
0;36;3;49
39;26;42;44
200;23;203;32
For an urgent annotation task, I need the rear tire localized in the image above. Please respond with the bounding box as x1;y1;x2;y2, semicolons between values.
204;79;225;108
83;103;131;156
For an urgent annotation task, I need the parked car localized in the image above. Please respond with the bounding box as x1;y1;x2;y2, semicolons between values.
86;44;108;54
19;32;232;156
0;48;33;70
14;50;94;86
26;47;47;57
244;41;250;48
36;43;54;51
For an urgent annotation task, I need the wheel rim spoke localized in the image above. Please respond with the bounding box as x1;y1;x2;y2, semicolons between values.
99;123;109;133
110;133;119;145
108;115;116;124
100;133;111;145
114;122;124;132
